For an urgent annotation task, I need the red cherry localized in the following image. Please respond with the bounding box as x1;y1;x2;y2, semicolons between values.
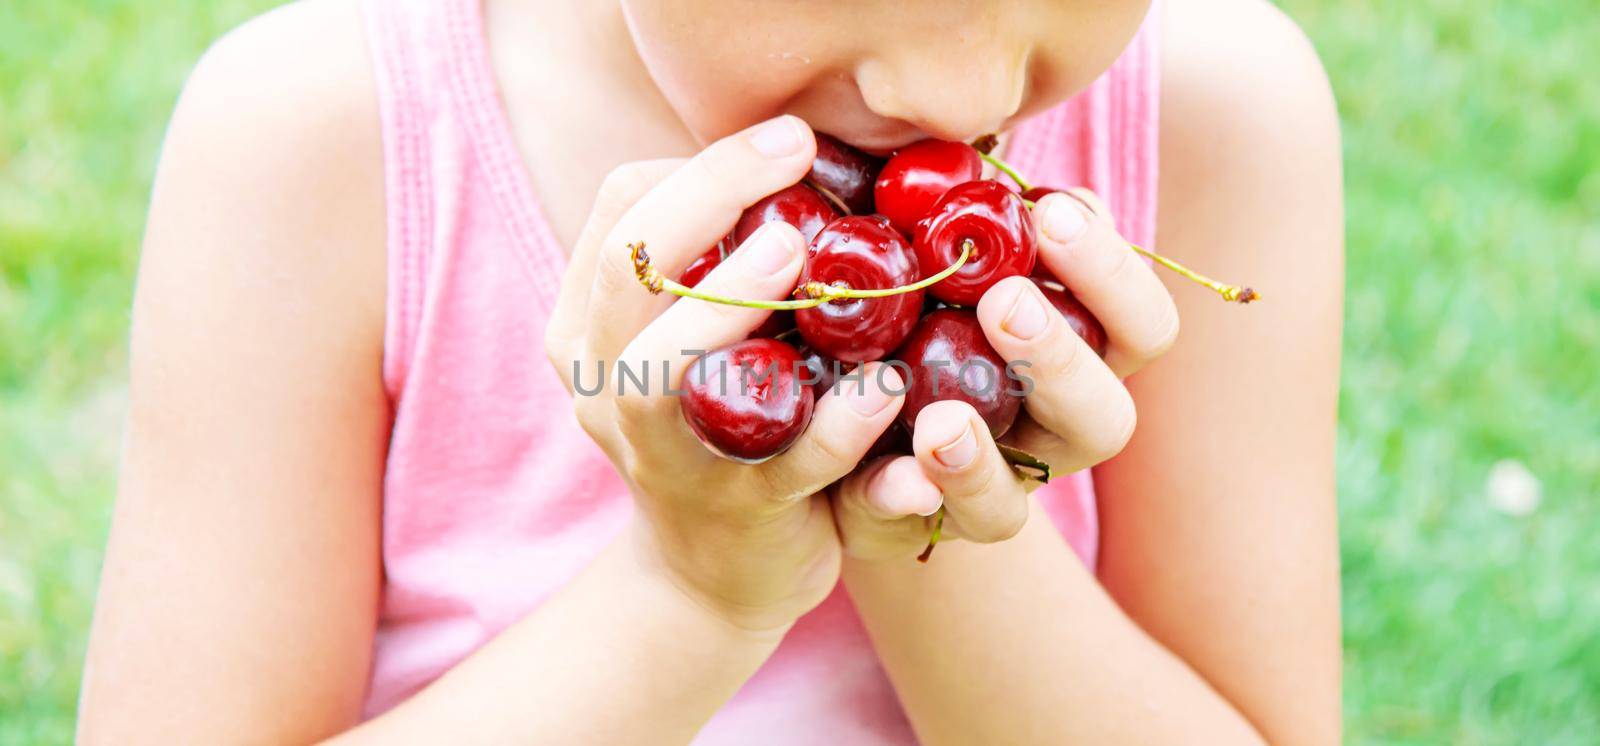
1032;278;1108;358
914;180;1037;306
809;133;885;215
862;422;909;463
798;345;847;395
1020;185;1063;203
681;339;815;463
874;139;983;235
733;183;838;246
795;216;924;363
894;308;1022;438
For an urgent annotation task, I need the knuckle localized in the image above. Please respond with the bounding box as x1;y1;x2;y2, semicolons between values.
596;162;656;211
1137;301;1182;361
573;396;610;439
757;460;812;503
687;147;753;212
980;501;1029;543
612;390;658;430
591;242;637;297
544;327;577;376
1046;325;1093;382
1096;236;1145;289
1087;394;1138;462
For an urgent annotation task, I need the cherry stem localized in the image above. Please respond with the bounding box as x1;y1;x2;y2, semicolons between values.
803;177;853;216
1129;243;1259;304
979;138;1258;305
916;508;945;563
978;151;1033;193
630;240;974;310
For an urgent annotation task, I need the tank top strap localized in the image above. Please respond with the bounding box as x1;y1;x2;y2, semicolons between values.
1006;0;1161;247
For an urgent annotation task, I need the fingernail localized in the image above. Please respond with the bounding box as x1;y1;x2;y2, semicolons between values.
749;116;803;158
1001;283;1049;340
744;224;798;274
1041;195;1089;243
847;365;895;417
933;423;978;469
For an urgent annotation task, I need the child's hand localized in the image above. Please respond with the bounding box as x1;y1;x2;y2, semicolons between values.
545;116;904;632
830;188;1180;561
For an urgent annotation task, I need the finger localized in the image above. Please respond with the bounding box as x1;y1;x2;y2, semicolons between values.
832;456;944;560
587;115;817;359
911;400;1029;543
1000;412;1085;477
760;362;905;500
621;222;807;396
548;159;685;391
976;275;1137;464
1032;190;1180;377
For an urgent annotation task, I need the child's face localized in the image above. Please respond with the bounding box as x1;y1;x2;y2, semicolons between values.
621;0;1152;151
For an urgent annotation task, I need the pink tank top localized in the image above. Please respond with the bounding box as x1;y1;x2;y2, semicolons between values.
359;0;1160;740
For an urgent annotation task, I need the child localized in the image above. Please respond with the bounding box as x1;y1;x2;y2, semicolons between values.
79;0;1344;742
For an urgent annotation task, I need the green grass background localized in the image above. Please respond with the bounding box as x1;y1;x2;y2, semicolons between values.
1;0;1596;742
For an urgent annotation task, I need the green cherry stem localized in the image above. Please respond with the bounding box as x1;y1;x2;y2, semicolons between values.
916;508;945;563
979;151;1033;193
630;239;974;310
977;136;1259;305
1129;243;1260;303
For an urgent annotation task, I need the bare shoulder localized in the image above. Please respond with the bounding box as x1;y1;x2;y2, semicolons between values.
178;0;378;155
142;0;385;360
1158;0;1342;239
130;0;389;436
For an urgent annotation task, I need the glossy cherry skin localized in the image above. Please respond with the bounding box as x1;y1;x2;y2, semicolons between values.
874;139;983;235
681;339;815;463
914;180;1037;306
1033;278;1108;358
798;345;847;395
809;133;884;215
795;216;924;363
733;183;838;245
893;309;1022;438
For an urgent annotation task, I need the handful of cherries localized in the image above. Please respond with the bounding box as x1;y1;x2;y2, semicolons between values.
635;131;1255;523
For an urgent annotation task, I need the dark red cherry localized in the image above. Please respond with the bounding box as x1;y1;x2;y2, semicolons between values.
679;235;793;338
798;345;852;395
795;216;924;363
1020;185;1063;203
862;422;909;463
893;309;1022;438
913;180;1037;306
1032;278;1108;358
874;139;983;235
809;133;885;215
733;183;838;246
681;339;815;463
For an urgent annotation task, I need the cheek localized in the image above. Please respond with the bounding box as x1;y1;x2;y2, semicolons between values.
622;5;836;141
1029;0;1152;103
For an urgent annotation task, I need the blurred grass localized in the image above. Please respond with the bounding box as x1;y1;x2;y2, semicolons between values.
1;0;1596;742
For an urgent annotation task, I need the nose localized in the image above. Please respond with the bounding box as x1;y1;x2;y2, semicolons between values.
855;49;1027;142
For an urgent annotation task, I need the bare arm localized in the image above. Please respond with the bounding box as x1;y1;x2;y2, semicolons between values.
78;3;818;743
840;0;1344;742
